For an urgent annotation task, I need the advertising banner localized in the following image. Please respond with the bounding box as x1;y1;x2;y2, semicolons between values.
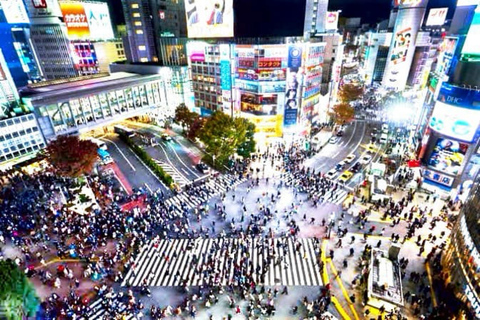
437;83;480;109
185;0;234;38
325;11;339;30
0;0;30;24
425;8;448;26
220;60;231;90
429;101;480;142
462;9;480;55
284;45;303;127
60;2;90;39
83;2;114;40
383;4;426;89
427;138;468;176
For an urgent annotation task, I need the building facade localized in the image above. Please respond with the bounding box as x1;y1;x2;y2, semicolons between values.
121;0;158;63
0;113;44;166
92;41;127;74
26;0;79;80
20;72;180;141
442;171;480;319
0;50;20;112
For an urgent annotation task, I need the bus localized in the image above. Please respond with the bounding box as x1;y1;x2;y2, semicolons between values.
113;125;135;138
85;137;107;150
97;148;113;165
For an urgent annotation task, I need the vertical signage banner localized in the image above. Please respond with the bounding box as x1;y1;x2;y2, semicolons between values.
83;2;114;40
284;45;303;127
325;11;339;30
60;2;90;39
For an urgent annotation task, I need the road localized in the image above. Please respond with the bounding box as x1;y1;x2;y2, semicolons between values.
100;135;170;194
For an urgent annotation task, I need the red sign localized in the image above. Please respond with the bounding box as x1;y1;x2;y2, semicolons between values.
258;59;282;68
60;2;90;39
159;10;165;19
238;59;254;68
32;0;47;8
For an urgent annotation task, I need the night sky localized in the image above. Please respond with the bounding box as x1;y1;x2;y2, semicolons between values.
106;0;459;35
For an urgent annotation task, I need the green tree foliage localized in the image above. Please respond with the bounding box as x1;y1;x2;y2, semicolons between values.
198;111;254;166
338;83;364;103
329;102;355;125
174;104;197;132
45;135;98;177
0;259;39;319
236;119;256;158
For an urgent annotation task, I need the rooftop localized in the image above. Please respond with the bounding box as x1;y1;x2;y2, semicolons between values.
20;72;163;106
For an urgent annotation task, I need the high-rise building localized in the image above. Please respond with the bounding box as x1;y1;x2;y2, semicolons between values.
382;0;429;90
0;0;42;87
442;171;480;319
121;0;158;63
303;0;329;37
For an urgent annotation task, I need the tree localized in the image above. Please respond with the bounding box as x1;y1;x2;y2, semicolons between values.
338;83;364;103
187;116;205;141
329;103;355;125
198;111;250;166
236;119;256;158
45;135;98;177
174;104;197;132
0;259;39;319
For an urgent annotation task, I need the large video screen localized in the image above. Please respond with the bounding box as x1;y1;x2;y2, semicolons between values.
428;138;468;175
185;0;234;38
429;101;480;143
462;9;480;55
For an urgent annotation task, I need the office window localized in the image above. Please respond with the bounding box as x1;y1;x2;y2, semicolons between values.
138;45;146;51
133;13;140;18
131;4;139;8
136;29;144;34
135;21;142;26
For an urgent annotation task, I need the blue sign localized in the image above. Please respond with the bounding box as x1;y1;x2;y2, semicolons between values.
284;109;298;126
200;108;213;117
288;46;303;69
437;83;480;109
220;60;231;90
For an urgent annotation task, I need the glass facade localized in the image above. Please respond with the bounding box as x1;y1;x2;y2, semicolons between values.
0;114;45;164
442;172;480;319
32;79;166;137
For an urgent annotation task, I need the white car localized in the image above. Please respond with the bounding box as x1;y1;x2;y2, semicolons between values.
325;169;338;179
382;123;389;134
345;154;356;164
329;136;339;144
360;154;372;165
379;134;388;144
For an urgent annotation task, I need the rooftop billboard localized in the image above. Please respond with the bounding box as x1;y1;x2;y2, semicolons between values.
59;1;114;41
185;0;234;38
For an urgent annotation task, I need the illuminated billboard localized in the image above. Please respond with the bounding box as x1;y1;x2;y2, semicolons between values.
32;0;47;9
382;3;426;89
0;0;30;24
185;0;234;38
284;45;303;127
425;8;448;26
429;101;480;143
427;138;468;175
462;8;480;55
59;1;114;40
325;12;339;30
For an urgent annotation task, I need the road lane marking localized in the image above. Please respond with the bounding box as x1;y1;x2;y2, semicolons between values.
101;137;136;171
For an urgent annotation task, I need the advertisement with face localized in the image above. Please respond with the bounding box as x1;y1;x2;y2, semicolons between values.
427;138;468;175
429;101;480;143
60;2;90;39
185;0;234;38
390;28;412;65
284;45;303;127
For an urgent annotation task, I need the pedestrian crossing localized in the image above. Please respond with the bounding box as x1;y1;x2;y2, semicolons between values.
164;174;245;213
281;172;349;206
153;160;190;187
81;294;136;320
122;237;323;287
